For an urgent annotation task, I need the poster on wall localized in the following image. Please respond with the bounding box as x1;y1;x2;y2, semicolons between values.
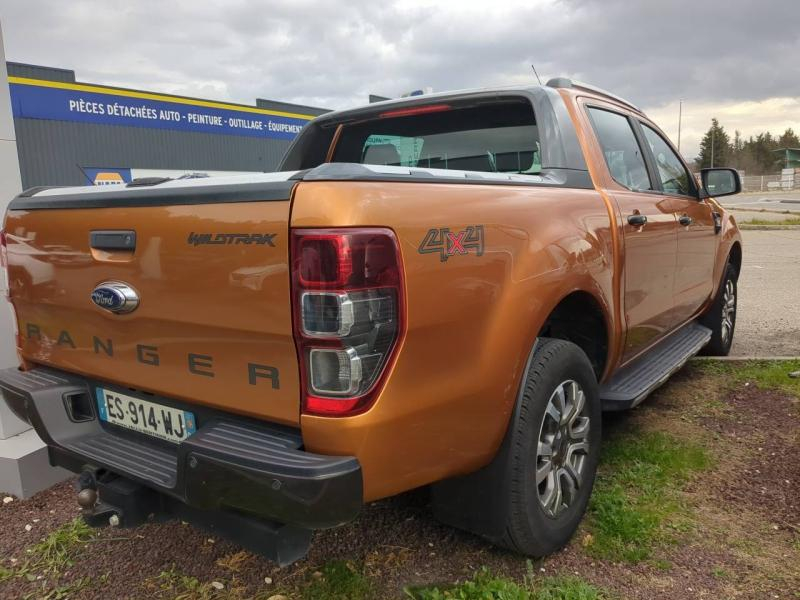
80;167;132;186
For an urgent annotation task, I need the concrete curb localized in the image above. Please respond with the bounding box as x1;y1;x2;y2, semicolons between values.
691;356;800;361
725;207;798;214
739;225;800;230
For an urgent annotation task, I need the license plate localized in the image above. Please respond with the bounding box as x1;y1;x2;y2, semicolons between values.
95;388;197;443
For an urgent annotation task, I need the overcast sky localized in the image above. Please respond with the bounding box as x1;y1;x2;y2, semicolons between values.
1;0;799;159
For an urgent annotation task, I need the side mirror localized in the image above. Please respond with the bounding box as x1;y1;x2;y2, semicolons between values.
701;168;741;198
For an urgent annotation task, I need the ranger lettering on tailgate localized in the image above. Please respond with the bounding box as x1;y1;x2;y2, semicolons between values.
22;323;280;388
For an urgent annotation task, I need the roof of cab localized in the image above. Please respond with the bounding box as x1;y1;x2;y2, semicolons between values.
311;77;642;125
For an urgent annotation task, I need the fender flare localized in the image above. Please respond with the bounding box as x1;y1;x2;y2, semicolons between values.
429;338;540;541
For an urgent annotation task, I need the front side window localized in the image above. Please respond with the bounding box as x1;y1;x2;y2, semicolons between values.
587;107;652;192
333;100;541;174
641;124;693;196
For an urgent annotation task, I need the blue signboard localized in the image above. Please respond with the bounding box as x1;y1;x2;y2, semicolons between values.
8;78;313;141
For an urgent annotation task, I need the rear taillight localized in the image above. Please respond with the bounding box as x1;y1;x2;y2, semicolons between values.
291;228;404;416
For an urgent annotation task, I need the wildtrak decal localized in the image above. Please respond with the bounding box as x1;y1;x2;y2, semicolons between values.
187;232;277;246
23;323;280;389
418;225;485;262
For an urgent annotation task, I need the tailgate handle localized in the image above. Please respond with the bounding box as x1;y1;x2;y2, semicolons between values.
90;230;136;251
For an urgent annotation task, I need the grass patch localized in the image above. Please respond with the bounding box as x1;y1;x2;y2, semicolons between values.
155;567;221;599
533;576;610;600
585;430;710;562
741;217;800;226
152;566;260;599
696;359;800;396
0;519;96;600
712;566;731;580
23;518;94;576
406;568;529;600
28;576;93;600
405;567;610;600
303;560;374;600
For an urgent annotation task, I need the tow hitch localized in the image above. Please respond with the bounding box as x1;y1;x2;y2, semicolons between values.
77;469;161;529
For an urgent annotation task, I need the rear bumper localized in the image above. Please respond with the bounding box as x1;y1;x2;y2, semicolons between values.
0;366;362;530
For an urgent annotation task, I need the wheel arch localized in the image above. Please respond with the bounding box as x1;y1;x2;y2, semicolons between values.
728;241;742;279
535;289;611;381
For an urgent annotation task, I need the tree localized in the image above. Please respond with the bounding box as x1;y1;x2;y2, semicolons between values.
696;121;795;175
697;119;731;169
778;127;800;149
743;132;780;174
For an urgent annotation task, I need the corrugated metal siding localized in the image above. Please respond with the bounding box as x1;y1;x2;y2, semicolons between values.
7;62;75;82
14;119;293;188
256;98;329;116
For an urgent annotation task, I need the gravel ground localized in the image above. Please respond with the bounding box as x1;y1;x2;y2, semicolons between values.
730;229;800;357
1;364;798;599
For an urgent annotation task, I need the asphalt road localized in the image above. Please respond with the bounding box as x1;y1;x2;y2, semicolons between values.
730;228;800;357
722;191;800;213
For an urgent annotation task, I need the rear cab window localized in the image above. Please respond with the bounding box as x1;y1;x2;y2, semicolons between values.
331;100;541;174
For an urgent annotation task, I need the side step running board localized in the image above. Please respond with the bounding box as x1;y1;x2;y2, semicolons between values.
601;321;711;410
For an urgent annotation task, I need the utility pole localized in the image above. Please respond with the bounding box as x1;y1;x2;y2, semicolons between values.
677;100;682;152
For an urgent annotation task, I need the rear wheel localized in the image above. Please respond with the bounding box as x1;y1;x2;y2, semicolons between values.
701;263;737;356
498;338;601;556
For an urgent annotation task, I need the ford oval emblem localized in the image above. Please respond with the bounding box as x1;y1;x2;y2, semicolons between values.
90;282;139;314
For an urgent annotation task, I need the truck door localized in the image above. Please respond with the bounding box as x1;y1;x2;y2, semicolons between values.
637;123;717;324
585;106;679;363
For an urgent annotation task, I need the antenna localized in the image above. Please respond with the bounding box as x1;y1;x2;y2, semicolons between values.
531;64;542;85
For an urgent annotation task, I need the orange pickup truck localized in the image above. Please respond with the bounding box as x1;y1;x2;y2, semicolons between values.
0;78;741;565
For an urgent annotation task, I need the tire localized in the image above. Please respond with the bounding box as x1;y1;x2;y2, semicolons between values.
497;337;602;556
700;263;737;356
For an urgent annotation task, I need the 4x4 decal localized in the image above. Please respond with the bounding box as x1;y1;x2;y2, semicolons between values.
418;225;485;262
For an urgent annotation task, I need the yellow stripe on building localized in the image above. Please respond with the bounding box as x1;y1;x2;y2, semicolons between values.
7;76;316;121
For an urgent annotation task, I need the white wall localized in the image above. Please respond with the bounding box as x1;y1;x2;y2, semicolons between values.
0;23;25;437
0;22;70;498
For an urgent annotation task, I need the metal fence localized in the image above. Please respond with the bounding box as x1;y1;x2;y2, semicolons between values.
740;169;800;192
741;175;783;192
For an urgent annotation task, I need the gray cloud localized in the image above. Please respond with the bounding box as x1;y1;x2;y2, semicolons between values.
1;0;798;116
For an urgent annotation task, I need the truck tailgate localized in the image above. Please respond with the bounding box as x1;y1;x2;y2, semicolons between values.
4;180;301;426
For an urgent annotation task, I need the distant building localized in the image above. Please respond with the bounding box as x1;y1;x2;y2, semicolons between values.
772;147;800;170
7;62;329;188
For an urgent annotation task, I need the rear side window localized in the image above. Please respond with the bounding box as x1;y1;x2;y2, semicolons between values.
332;100;541;174
587;107;652;192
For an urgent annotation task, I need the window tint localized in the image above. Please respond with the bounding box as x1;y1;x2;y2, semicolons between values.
333;101;541;174
587;107;652;191
641;124;693;196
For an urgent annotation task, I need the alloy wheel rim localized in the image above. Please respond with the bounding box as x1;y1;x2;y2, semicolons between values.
536;379;591;518
721;279;736;344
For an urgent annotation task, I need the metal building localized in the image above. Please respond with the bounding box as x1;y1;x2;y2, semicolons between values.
7;62;329;188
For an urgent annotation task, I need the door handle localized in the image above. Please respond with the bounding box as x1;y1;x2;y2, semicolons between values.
627;214;648;226
712;211;722;234
90;230;136;250
678;215;693;226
